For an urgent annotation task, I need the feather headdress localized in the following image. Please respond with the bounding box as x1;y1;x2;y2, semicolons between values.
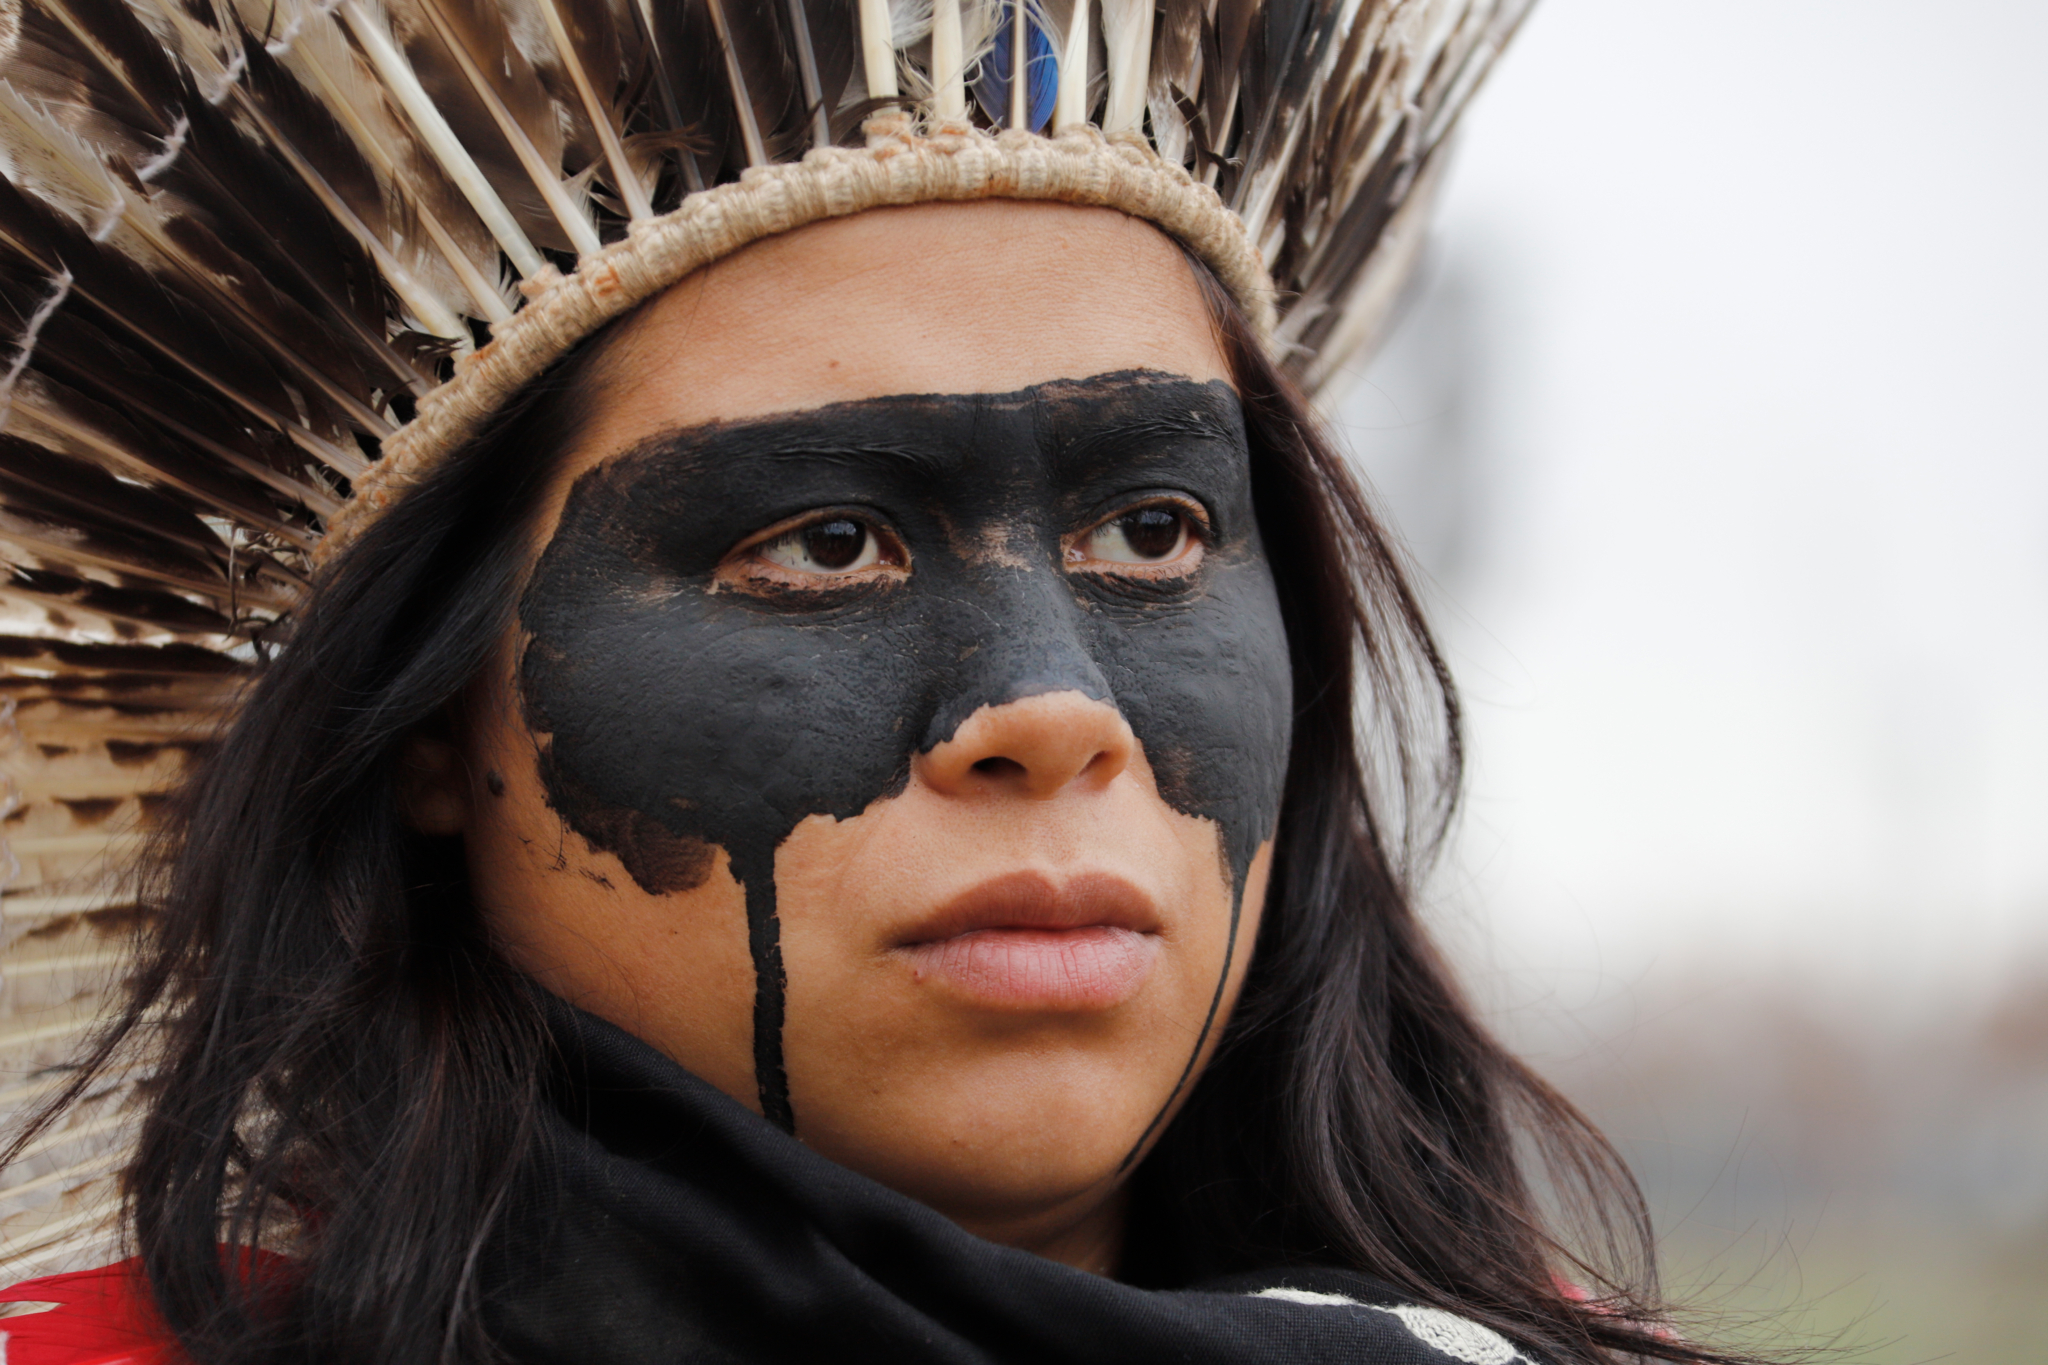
0;0;1529;1277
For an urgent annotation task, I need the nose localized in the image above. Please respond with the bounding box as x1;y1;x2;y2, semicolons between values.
917;691;1136;799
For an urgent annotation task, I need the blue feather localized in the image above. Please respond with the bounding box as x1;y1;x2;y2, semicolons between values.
972;6;1059;132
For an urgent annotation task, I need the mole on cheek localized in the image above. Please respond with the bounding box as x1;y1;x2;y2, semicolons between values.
487;771;507;797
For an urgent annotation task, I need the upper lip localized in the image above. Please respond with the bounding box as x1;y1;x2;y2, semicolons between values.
894;870;1162;947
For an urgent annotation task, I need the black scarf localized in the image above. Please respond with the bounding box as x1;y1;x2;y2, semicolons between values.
479;1001;1538;1365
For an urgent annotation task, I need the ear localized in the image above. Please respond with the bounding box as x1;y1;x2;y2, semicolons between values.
396;731;473;836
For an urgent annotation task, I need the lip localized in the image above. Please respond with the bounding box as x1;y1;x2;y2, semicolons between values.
893;870;1162;1011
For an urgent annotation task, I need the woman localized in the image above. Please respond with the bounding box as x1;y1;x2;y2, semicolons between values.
0;2;1732;1362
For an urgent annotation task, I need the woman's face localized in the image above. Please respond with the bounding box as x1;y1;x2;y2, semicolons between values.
430;202;1293;1271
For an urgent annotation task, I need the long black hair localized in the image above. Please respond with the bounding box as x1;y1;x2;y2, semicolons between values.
11;254;1742;1364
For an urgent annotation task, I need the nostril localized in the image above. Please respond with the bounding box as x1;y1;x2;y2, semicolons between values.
971;756;1026;779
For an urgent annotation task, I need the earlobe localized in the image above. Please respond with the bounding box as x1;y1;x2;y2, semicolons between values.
396;733;473;836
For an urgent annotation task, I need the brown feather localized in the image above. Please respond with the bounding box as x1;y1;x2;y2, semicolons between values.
384;0;588;252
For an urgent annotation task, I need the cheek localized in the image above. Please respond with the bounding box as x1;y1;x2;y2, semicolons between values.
522;590;925;898
463;665;763;1111
1095;561;1293;885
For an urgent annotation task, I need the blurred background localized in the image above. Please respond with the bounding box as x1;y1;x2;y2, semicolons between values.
1326;0;2048;1360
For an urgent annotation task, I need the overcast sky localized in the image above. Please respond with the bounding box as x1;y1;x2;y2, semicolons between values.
1330;0;2048;1016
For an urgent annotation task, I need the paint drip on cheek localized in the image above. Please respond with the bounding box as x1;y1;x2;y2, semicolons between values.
516;372;1293;1135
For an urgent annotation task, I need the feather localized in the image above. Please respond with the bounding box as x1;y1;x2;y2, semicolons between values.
857;0;898;101
11;412;314;564
0;503;293;613
4;564;233;635
1146;0;1202;165
1097;0;1148;135
9;276;340;517
335;0;549;272
929;0;967;121
22;0;458;373
529;0;651;219
1051;0;1087;130
1201;0;1259;186
1230;0;1329;225
389;0;601;256
701;0;768;167
642;0;762;186
799;0;860;135
224;31;471;349
0;170;367;479
786;0;832;147
0;427;249;568
3;374;318;554
890;0;935;47
973;1;1055;132
624;0;702;193
31;8;392;386
237;0;512;322
0;79;396;437
0;268;69;407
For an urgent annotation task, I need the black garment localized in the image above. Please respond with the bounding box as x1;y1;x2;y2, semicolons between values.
481;1001;1536;1365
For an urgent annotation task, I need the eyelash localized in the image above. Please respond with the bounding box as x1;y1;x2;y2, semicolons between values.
1064;499;1209;576
725;511;909;588
723;498;1209;587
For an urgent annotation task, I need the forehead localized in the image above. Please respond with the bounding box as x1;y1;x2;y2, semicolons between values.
560;200;1232;491
562;374;1253;555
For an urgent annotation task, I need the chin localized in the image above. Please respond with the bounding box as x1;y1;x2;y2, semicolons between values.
785;1046;1168;1234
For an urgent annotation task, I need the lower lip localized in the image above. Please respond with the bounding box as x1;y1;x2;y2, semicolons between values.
901;927;1157;1010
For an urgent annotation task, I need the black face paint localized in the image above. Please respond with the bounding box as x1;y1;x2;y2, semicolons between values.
518;371;1292;1135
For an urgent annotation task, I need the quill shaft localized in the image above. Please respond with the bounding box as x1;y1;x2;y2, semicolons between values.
1054;0;1089;129
337;0;547;276
858;0;898;99
406;0;603;256
703;0;767;168
786;0;832;147
533;0;654;220
1101;0;1152;134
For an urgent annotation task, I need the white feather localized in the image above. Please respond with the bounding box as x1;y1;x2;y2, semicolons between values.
1053;0;1089;129
890;0;935;46
0;271;70;414
929;0;966;119
1098;0;1149;135
858;0;899;99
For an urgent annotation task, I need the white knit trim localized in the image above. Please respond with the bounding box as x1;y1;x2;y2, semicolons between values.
1248;1290;1528;1364
1253;1287;1365;1306
1377;1305;1523;1364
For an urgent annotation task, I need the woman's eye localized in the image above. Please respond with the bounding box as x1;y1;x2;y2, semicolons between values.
1075;505;1198;567
755;517;887;576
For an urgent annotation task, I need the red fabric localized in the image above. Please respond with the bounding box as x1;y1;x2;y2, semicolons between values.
0;1261;181;1365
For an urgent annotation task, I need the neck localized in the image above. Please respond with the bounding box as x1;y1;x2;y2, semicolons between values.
952;1183;1130;1277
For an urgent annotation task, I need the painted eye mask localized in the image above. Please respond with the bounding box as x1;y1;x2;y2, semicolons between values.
518;370;1294;1128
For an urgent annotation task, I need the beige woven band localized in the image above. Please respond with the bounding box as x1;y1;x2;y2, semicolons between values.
317;117;1277;561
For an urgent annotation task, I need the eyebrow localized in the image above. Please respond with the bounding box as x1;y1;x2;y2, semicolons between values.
608;374;1243;486
625;424;964;483
1050;405;1247;488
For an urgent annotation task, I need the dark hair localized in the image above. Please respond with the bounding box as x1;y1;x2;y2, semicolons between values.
12;252;1743;1364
